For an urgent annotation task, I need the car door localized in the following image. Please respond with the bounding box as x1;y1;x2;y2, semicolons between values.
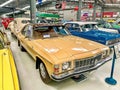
20;25;36;58
65;23;80;35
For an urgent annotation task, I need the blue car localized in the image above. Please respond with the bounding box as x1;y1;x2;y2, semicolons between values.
64;22;120;46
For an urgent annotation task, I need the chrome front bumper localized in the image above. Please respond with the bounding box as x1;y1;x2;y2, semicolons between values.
51;54;113;82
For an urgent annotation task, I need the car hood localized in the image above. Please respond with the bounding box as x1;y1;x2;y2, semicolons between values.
73;30;120;45
33;36;107;63
0;49;19;90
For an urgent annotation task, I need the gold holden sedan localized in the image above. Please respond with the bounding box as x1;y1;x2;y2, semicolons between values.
0;30;20;90
17;23;112;83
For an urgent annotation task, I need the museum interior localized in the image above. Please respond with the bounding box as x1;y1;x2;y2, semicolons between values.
0;0;120;90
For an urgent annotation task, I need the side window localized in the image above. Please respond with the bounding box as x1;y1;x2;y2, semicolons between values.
69;23;80;31
81;25;87;32
65;23;71;30
21;26;28;36
105;23;110;28
84;24;91;28
53;26;67;35
23;25;33;38
91;24;96;29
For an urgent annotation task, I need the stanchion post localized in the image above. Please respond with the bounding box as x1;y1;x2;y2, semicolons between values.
105;46;117;85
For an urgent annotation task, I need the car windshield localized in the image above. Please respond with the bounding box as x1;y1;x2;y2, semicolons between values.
33;26;70;39
81;24;98;32
105;22;113;28
91;24;98;29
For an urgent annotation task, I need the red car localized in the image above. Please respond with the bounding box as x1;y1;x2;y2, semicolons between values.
2;18;14;29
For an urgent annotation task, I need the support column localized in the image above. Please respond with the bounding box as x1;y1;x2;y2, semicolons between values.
12;7;15;18
105;46;117;85
100;7;104;20
93;0;97;21
30;0;37;23
77;0;82;21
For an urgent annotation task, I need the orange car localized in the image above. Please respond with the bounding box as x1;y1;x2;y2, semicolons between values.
17;23;112;83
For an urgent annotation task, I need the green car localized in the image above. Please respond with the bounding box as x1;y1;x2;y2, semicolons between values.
98;21;120;33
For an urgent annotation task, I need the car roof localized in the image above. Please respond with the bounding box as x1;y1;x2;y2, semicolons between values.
14;17;30;20
64;21;98;25
32;23;63;28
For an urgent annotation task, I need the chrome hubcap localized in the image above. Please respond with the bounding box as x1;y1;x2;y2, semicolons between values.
40;63;46;79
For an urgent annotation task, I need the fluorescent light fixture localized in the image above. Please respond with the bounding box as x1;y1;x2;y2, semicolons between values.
21;2;40;10
3;0;47;16
5;10;20;16
19;0;47;10
21;6;30;10
0;0;15;7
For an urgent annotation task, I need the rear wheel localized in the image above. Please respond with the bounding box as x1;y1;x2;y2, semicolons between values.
39;62;51;84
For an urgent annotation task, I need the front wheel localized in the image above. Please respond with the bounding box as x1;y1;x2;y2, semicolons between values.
20;43;26;52
39;62;51;84
18;40;20;46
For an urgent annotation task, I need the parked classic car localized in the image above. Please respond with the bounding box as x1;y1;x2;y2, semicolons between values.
83;22;119;33
8;17;30;37
98;21;120;33
0;30;20;90
64;21;120;46
115;18;120;25
107;19;115;23
1;18;14;29
17;23;112;83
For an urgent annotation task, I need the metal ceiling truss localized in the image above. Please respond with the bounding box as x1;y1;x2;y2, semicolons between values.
94;0;104;7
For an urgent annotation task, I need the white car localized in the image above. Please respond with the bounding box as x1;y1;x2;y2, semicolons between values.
64;21;119;33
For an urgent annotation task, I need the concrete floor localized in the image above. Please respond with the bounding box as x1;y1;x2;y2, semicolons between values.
5;30;120;90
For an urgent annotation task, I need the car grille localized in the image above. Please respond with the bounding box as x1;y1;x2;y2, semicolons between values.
74;54;102;72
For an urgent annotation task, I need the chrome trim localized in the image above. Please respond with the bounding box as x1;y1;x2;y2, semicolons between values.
74;53;102;72
51;54;112;82
107;39;120;47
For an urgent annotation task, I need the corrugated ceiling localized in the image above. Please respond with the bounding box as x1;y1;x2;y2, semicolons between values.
0;0;120;15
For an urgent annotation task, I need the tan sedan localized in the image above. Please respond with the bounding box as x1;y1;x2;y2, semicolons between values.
17;23;112;84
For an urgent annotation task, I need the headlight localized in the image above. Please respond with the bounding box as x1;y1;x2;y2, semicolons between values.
106;40;113;45
102;50;108;58
62;62;71;71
